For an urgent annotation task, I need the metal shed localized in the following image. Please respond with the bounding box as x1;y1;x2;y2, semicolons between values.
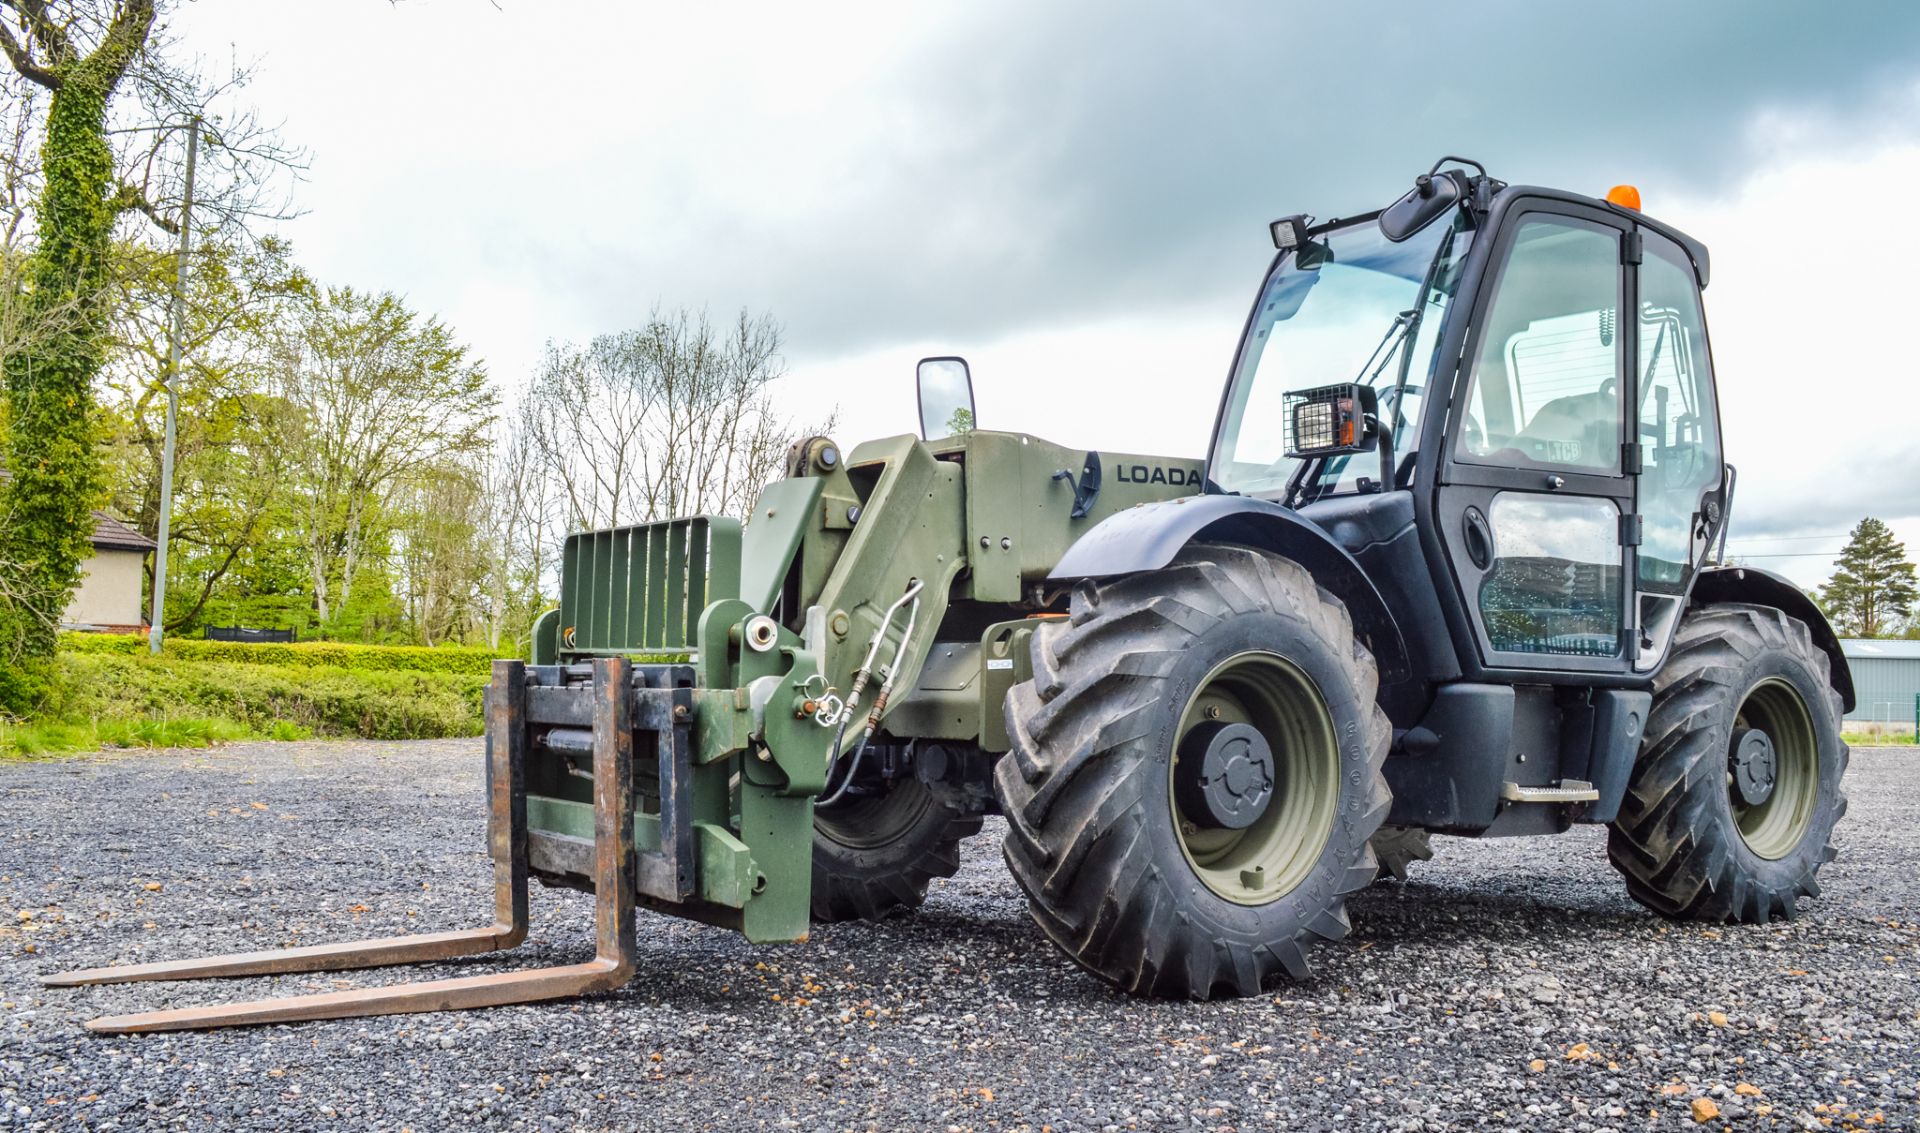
1839;639;1920;727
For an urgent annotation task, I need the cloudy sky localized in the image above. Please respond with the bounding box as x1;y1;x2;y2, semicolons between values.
170;0;1920;588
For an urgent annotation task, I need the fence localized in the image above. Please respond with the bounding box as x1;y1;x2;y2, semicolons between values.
203;626;298;644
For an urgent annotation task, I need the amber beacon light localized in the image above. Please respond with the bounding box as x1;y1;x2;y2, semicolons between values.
1606;184;1642;210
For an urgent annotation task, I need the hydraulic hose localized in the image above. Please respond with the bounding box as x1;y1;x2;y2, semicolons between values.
819;581;923;809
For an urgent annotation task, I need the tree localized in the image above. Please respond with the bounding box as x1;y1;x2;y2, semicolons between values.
394;458;490;646
522;307;827;531
0;0;298;708
98;237;310;630
1819;517;1918;638
478;414;556;652
271;287;496;629
0;0;157;709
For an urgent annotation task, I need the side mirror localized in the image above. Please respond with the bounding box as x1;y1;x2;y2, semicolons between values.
917;356;976;439
1285;383;1378;457
1380;170;1464;243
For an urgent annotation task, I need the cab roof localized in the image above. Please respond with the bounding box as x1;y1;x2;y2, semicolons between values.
1494;184;1711;288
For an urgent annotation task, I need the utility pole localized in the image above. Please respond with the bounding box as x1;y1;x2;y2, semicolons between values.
149;115;199;656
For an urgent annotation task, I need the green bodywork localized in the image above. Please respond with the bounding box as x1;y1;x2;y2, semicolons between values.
521;430;1202;942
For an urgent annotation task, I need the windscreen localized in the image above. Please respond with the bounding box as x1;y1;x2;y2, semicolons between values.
1210;213;1472;498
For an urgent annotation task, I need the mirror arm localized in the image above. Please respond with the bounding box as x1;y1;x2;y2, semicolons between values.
1427;155;1487;180
1366;414;1395;494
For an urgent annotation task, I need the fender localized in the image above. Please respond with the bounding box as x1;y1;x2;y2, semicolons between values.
1690;565;1856;712
1050;494;1411;683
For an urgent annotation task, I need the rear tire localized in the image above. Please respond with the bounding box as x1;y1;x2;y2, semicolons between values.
1370;825;1434;883
1607;603;1847;922
810;779;983;923
994;544;1391;999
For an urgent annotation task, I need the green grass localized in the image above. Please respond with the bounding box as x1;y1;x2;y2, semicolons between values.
0;716;259;759
1;651;484;760
1842;730;1916;746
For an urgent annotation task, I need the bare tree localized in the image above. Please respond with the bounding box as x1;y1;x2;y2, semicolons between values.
480;412;555;651
523;307;830;531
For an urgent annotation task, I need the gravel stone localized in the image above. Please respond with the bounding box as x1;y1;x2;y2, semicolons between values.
1;739;1916;1130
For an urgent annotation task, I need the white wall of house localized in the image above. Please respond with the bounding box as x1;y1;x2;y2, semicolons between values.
65;548;147;629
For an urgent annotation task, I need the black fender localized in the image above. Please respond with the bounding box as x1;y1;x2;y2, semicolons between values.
1690;565;1855;712
1050;494;1412;683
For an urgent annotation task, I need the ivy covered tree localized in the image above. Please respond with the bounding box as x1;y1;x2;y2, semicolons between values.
1819;517;1918;638
0;0;156;710
0;2;297;708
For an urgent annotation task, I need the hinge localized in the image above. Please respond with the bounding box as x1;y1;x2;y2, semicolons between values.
1623;230;1643;265
1619;514;1643;546
1621;441;1641;475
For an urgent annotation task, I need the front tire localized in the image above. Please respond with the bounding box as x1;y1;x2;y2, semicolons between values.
811;779;982;922
1607;603;1848;922
994;544;1391;999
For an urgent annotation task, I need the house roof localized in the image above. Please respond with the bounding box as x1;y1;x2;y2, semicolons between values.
0;469;156;552
1840;638;1920;660
90;512;157;552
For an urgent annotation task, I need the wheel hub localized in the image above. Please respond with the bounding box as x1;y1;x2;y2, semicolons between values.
1174;721;1275;830
1729;726;1777;807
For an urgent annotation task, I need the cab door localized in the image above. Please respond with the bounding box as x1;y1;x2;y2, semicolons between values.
1629;227;1725;672
1435;203;1638;675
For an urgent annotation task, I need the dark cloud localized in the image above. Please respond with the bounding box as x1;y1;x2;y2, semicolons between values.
545;1;1920;359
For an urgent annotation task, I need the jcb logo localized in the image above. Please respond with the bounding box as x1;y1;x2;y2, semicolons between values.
1114;463;1200;486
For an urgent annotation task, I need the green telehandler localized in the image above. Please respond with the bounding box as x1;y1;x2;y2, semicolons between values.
50;158;1853;1032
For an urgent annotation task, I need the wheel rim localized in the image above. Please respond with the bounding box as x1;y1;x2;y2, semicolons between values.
1169;652;1340;906
1730;678;1819;860
815;779;934;850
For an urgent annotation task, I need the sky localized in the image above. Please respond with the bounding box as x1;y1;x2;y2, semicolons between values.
165;0;1920;589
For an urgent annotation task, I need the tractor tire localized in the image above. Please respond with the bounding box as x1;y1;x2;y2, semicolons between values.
810;779;983;923
994;543;1392;999
1607;603;1848;923
1369;825;1434;884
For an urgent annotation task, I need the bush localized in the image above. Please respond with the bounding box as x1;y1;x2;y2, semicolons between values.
43;653;488;742
59;632;508;675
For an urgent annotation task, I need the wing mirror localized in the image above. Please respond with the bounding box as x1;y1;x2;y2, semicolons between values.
917;356;976;439
1380;170;1464;243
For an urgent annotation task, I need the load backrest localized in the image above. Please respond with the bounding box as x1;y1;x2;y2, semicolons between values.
558;517;743;656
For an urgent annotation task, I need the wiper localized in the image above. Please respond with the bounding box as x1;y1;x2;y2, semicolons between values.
1354;309;1418;388
1282;308;1419;509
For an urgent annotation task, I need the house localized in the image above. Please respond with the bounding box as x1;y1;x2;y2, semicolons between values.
0;469;156;634
63;512;157;633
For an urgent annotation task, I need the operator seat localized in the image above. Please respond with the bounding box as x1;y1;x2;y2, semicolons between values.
1502;386;1616;469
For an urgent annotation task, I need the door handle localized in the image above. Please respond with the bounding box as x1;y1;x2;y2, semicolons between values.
1463;506;1493;570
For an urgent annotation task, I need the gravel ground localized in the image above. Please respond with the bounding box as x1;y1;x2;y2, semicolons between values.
0;739;1915;1132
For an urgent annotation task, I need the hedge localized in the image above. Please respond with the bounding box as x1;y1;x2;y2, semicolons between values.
45;652;488;741
59;632;510;676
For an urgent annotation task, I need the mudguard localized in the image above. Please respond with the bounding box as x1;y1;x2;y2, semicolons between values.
1050;494;1411;683
1691;565;1856;712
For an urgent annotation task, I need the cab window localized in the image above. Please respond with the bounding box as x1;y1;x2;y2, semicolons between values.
1457;216;1624;474
1636;230;1722;589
